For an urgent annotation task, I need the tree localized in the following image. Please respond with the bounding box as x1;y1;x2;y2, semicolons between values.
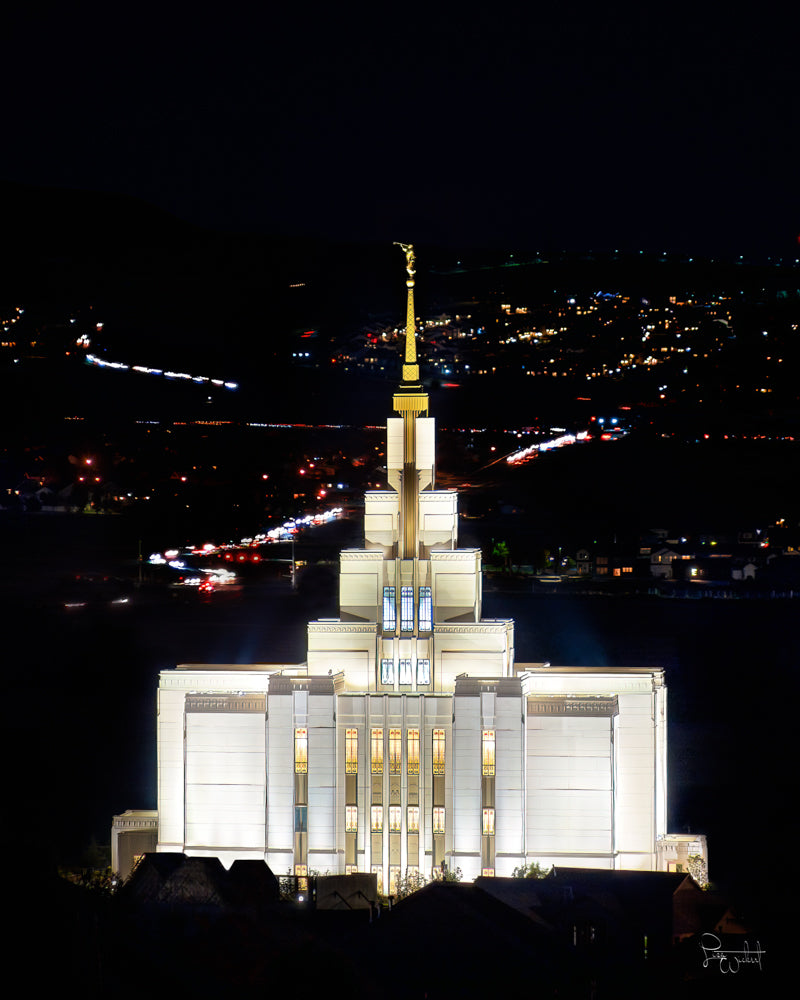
687;854;709;889
395;868;427;899
492;539;511;571
436;861;462;882
512;861;552;879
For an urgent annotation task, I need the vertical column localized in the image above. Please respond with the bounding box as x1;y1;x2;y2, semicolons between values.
431;725;446;874
293;724;308;878
402;411;418;559
370;719;384;893
481;727;496;875
406;720;420;872
388;724;402;894
344;727;358;870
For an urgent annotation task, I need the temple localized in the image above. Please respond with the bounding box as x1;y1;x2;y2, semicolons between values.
115;245;684;890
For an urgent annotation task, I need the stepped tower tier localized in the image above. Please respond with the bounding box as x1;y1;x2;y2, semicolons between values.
307;244;514;693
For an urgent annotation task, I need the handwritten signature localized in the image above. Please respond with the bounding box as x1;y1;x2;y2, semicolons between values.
700;933;765;973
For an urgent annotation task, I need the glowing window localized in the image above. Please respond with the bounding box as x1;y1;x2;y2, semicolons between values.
482;730;495;776
372;864;383;895
433;806;445;834
400;586;414;631
382;586;396;631
432;728;445;775
399;658;413;684
380;658;394;684
407;729;420;774
345;865;358;874
389;728;402;773
371;728;383;773
345;728;358;774
481;868;495;877
294;727;308;773
407;805;420;833
345;805;358;833
389;865;401;895
370;805;383;832
416;658;430;685
389;805;402;832
482;807;495;836
418;586;432;630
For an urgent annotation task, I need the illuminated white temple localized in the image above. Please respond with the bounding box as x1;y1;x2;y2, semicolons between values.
133;246;674;890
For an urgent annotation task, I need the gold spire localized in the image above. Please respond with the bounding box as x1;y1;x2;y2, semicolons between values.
394;242;419;383
391;243;428;558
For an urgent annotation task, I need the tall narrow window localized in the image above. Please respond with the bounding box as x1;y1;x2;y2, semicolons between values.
372;865;383;895
389;728;402;774
399;658;413;685
389;805;402;832
433;806;445;834
482;729;496;776
407;729;420;775
294;727;308;773
345;805;358;833
370;805;383;832
418;586;432;631
371;728;383;774
383;586;396;631
482;807;495;836
345;728;358;774
400;586;414;631
407;805;420;833
416;659;430;685
432;728;445;775
380;658;394;684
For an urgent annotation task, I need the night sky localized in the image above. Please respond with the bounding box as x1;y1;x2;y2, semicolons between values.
3;4;798;255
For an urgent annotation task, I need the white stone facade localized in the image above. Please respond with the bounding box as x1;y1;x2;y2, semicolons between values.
154;417;669;882
151;252;674;883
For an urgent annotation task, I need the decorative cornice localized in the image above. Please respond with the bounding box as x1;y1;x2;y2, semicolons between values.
186;694;266;713
527;695;619;717
419;491;458;503
307;621;377;633
435;621;512;634
429;549;481;561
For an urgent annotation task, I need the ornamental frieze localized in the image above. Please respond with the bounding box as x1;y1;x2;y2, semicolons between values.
527;696;619;717
186;694;267;713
